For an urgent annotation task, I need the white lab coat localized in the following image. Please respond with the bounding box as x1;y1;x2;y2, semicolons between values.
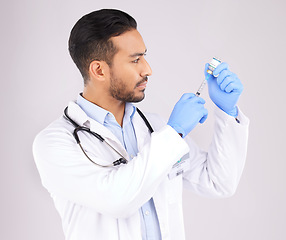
33;101;249;240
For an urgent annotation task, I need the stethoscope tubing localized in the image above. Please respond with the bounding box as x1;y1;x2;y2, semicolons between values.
63;106;152;167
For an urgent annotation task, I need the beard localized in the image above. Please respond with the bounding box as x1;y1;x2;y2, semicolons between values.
109;72;147;103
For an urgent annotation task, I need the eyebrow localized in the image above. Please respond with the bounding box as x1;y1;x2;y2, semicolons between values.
129;49;147;58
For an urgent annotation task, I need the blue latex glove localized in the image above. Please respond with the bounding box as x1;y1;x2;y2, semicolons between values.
167;93;208;138
205;62;243;117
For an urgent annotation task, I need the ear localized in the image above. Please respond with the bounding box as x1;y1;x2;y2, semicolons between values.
89;60;109;81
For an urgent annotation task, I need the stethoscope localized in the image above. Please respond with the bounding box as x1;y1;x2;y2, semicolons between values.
63;106;154;168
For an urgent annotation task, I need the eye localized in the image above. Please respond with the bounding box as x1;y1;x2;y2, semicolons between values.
132;58;140;63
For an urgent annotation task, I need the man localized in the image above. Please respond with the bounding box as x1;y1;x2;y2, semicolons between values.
33;9;249;240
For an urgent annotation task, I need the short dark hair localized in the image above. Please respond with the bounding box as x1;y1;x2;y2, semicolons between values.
68;9;137;84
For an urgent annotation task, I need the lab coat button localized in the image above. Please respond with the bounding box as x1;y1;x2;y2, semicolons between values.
145;210;150;216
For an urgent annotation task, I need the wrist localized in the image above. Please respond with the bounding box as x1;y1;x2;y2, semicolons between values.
167;123;186;138
223;106;238;117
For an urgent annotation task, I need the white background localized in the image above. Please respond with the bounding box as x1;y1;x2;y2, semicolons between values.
1;0;285;239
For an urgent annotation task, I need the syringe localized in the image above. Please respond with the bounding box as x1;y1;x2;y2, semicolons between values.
195;57;221;97
195;75;209;96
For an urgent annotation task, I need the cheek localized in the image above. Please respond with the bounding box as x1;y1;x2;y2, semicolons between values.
118;65;140;82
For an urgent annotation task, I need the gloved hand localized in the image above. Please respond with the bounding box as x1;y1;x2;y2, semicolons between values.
167;93;208;138
205;62;243;117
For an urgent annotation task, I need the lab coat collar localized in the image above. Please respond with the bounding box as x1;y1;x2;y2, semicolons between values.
67;101;90;127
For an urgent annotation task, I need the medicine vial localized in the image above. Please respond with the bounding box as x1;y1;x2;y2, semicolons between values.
207;57;221;75
195;57;222;96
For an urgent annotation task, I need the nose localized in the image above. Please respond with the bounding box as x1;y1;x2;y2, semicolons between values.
140;58;152;77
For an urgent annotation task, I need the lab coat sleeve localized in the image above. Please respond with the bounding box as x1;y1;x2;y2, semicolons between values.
33;120;189;218
183;107;249;197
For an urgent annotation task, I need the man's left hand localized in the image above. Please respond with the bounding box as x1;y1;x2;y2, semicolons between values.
205;62;243;117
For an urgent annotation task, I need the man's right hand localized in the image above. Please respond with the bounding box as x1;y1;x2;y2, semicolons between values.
167;93;208;138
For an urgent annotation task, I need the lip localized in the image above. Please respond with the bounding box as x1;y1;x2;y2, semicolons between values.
136;80;148;89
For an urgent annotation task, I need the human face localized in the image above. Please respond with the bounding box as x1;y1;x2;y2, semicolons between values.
108;29;152;103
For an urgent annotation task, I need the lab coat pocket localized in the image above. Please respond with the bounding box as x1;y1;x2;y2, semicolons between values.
167;175;183;204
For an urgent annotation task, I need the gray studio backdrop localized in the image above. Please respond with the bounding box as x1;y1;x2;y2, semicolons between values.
1;0;285;239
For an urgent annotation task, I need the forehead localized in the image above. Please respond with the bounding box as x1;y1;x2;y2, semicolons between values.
111;29;146;56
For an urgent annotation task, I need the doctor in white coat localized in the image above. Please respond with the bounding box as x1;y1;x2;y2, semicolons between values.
33;9;249;240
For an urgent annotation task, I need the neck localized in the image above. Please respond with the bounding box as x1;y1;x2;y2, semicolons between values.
82;88;125;127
